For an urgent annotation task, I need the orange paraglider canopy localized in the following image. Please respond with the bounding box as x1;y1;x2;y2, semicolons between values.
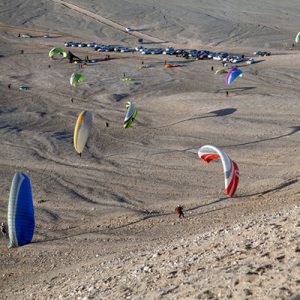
164;63;183;68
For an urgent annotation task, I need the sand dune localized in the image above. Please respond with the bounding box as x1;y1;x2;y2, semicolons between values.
0;1;300;299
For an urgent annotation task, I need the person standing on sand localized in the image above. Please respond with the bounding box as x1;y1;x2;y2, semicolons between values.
0;222;8;238
175;205;184;218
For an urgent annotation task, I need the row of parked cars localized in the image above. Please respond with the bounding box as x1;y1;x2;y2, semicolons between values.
63;41;270;63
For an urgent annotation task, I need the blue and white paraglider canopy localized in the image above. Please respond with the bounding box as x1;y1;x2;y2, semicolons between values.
7;172;35;248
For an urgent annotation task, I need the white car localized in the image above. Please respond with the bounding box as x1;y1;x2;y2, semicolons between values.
213;55;222;61
141;49;151;55
135;46;144;52
247;58;255;65
125;27;132;32
230;56;244;63
21;34;32;38
64;41;73;47
87;42;96;47
120;47;130;53
222;57;231;62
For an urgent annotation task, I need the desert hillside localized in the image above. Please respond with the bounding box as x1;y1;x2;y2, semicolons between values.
0;1;299;299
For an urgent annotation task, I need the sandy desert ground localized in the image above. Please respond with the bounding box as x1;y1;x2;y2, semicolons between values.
0;0;300;299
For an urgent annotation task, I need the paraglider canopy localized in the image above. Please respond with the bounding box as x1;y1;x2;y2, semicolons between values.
73;111;93;155
121;76;134;81
124;101;138;128
70;73;84;87
164;63;183;68
215;69;228;75
198;145;239;197
7;172;35;248
225;67;243;85
19;86;30;90
49;47;67;58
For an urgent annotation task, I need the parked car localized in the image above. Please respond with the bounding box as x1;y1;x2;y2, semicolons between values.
94;43;103;49
78;42;87;47
219;52;229;59
120;47;130;53
125;27;132;32
253;50;271;56
165;47;174;52
188;50;199;58
221;57;230;62
94;44;104;51
163;49;175;55
208;52;217;59
230;56;244;63
141;48;152;55
97;46;109;52
64;41;73;47
212;54;222;61
113;46;122;52
151;48;163;55
87;42;97;47
198;54;208;60
21;34;32;38
135;46;144;52
106;45;116;51
247;58;255;64
175;49;188;57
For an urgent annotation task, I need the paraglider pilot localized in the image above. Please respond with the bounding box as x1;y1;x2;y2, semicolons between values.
175;205;184;218
0;222;8;238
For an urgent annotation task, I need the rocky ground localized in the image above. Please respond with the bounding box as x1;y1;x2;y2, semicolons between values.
1;204;299;299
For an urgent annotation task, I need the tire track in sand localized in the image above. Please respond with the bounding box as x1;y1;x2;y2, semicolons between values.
0;22;64;36
52;0;168;44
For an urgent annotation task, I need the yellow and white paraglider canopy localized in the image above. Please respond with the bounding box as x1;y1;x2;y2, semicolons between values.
73;111;93;154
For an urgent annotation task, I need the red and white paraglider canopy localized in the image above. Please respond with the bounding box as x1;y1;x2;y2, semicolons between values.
198;145;239;197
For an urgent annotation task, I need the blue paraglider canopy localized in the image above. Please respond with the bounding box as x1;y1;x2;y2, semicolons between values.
7;172;35;248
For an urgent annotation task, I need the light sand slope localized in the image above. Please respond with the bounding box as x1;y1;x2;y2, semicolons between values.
0;1;300;299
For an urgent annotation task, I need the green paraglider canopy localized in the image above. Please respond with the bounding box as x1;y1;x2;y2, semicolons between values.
121;76;134;81
124;101;138;128
49;47;67;58
70;73;84;87
19;86;30;91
